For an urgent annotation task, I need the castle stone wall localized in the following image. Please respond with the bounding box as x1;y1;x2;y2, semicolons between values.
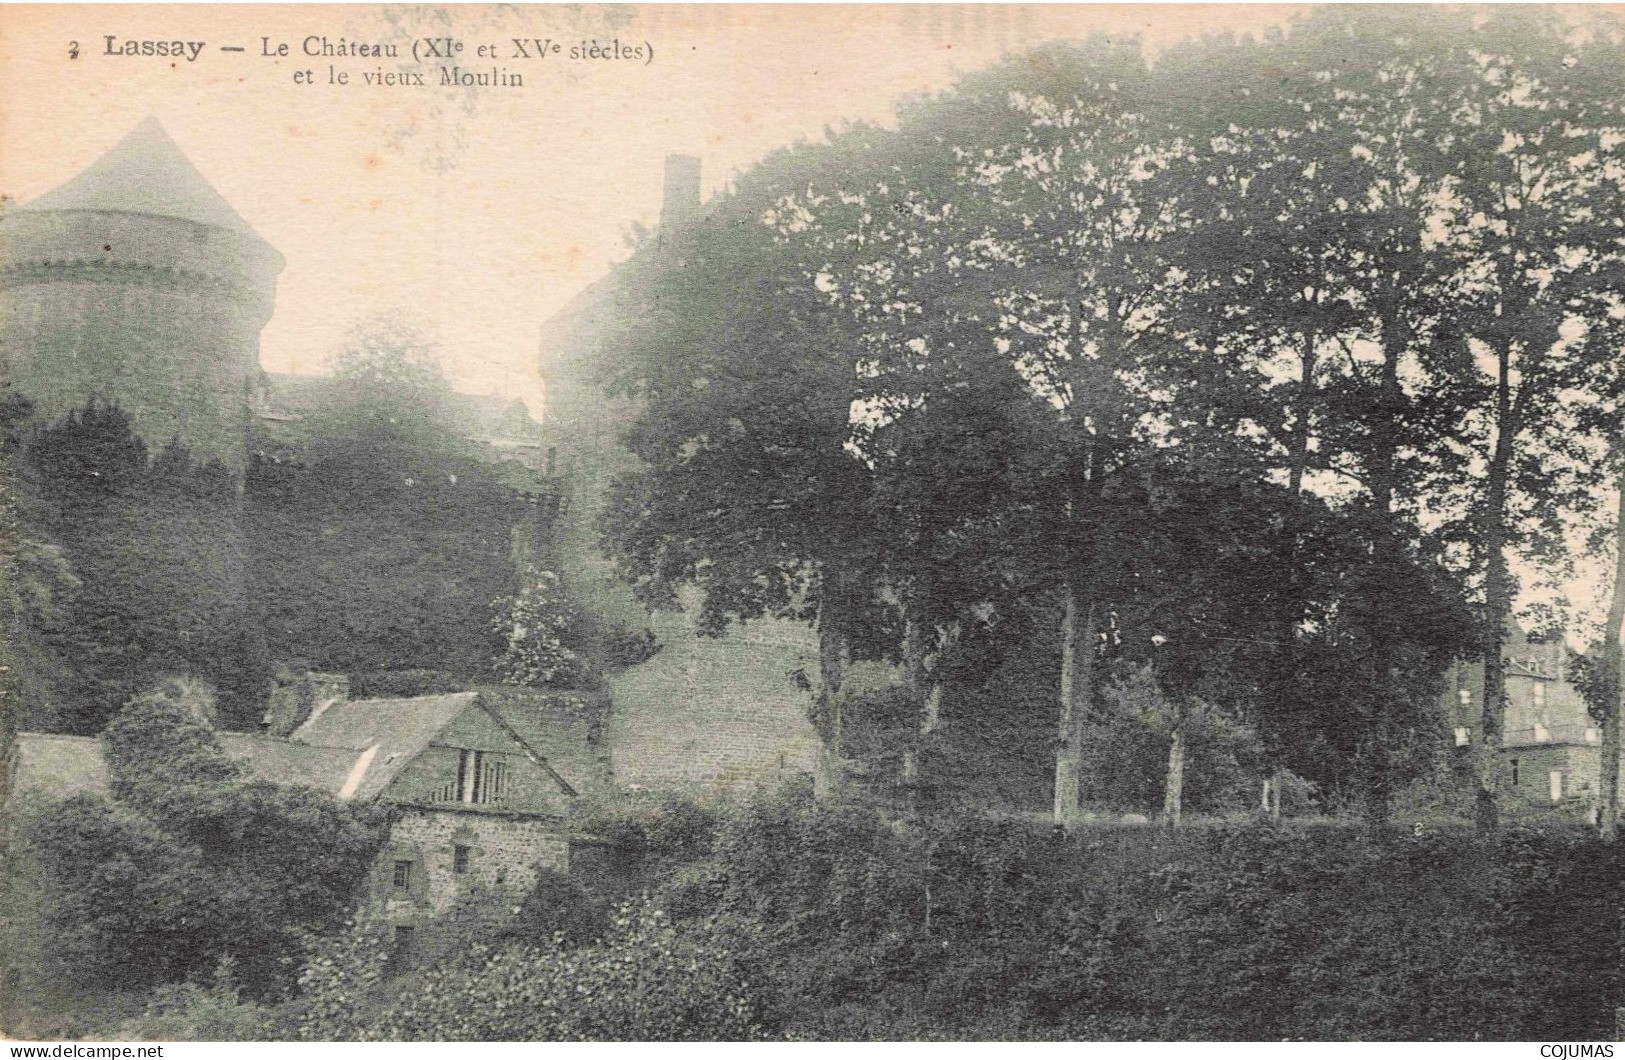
0;210;280;468
606;606;821;794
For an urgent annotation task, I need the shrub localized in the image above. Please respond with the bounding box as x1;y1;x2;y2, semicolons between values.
111;961;273;1042
20;679;389;1001
491;565;585;688
102;676;238;810
22;794;223;992
573;794;721;869
508;868;608;947
655;797;1625;1041
298;898;765;1041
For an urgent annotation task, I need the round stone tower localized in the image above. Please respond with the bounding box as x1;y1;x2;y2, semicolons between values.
0;118;283;468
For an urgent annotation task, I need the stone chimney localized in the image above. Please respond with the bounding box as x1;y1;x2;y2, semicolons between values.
265;669;350;737
659;154;701;230
309;671;350;707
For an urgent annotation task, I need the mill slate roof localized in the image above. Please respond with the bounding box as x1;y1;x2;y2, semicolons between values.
19;117;269;244
217;733;361;796
8;731;371;801
289;692;479;801
12;692;577;806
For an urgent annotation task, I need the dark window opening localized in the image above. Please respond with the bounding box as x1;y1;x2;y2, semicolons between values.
458;749;508;804
393;859;413;890
394;925;415;951
453;844;470;874
1511;759;1520;787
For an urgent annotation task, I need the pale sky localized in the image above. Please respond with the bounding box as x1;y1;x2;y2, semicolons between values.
5;3;1623;637
1;4;1318;418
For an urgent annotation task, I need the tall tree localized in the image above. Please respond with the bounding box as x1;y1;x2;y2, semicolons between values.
909;39;1192;824
1431;10;1625;830
1165;9;1498;819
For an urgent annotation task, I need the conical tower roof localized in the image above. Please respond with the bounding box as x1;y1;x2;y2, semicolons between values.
19;118;266;242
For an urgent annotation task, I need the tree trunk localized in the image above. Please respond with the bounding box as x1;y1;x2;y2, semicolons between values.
1054;587;1079;823
1054;582;1099;826
920;621;958;738
901;594;932;801
1266;332;1315;824
903;608;928;705
1161;726;1185;827
1360;315;1407;827
813;584;850;800
1474;516;1512;833
1474;342;1522;835
1287;331;1317;498
1599;461;1625;840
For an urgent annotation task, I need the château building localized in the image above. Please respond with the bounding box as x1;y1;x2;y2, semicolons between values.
536;155;822;796
0;118;282;469
1441;622;1617;807
3;119;816;799
1;118;551;478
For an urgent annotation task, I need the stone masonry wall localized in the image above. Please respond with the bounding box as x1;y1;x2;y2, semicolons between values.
0;210;279;469
376;806;570;919
606;604;821;794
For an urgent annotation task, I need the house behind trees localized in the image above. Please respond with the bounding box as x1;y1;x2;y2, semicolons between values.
9;682;612;924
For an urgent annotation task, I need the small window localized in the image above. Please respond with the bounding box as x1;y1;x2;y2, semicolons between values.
1550;770;1564;803
458;749;508;804
453;844;470;874
392;860;413;890
1454;727;1470;747
1458;688;1471;708
1532;683;1546;709
1510;759;1520;786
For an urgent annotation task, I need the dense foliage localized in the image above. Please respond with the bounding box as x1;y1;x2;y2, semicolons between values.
646;796;1625;1040
18;680;388;1000
257;792;1625;1041
598;7;1625;828
245;327;580;687
296;899;764;1041
8;401;268;731
0;324;573;735
244;443;534;682
490;564;584;687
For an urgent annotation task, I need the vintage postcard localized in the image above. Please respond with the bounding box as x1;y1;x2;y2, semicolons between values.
3;2;1625;1045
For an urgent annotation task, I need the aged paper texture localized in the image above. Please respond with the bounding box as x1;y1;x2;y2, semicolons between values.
4;3;1625;1045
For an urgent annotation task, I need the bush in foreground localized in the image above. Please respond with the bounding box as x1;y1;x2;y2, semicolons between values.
296;897;764;1041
